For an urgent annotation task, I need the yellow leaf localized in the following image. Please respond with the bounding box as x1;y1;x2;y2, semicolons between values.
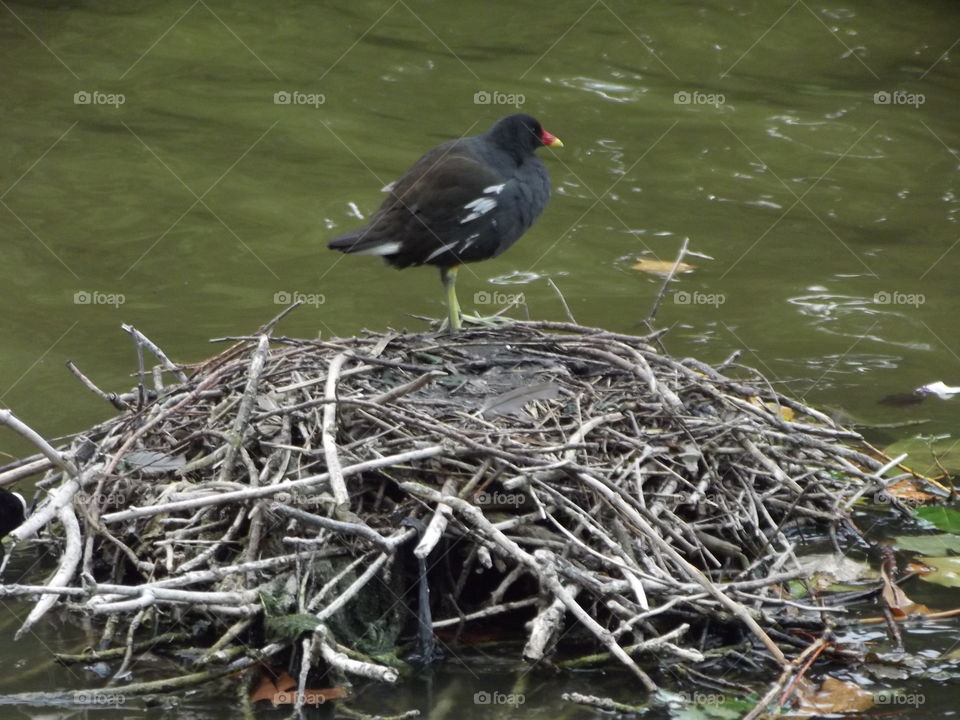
631;258;694;276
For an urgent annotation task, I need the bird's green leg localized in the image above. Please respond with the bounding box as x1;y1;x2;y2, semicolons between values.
439;265;515;331
440;266;462;332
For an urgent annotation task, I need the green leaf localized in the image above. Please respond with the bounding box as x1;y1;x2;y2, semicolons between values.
265;613;321;641
895;534;960;555
917;556;960;588
882;436;960;477
915;506;960;534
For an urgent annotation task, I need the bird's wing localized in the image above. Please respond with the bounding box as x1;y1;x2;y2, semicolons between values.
370;149;511;265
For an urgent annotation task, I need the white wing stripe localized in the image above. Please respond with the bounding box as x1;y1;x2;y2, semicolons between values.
460;197;497;224
354;241;401;256
425;241;460;262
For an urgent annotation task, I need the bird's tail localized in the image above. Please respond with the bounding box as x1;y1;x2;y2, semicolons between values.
328;228;400;257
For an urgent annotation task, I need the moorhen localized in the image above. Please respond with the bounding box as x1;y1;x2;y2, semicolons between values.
0;488;27;568
328;114;562;331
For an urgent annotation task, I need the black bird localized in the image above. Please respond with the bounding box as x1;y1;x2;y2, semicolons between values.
0;488;27;569
328;114;563;330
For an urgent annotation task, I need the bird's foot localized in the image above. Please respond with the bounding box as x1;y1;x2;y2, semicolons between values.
435;312;513;332
460;312;515;328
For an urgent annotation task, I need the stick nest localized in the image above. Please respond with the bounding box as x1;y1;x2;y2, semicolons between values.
3;319;894;699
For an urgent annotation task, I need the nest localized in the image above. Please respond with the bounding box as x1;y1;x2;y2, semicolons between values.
0;316;903;709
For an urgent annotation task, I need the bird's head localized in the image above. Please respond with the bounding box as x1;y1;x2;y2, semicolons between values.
489;114;563;158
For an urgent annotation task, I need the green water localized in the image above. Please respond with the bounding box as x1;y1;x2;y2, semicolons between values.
2;0;959;716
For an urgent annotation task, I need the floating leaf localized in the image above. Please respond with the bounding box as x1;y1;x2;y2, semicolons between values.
793;676;874;714
883;436;960;478
915;506;960;534
795;553;878;589
632;258;694;276
662;690;755;720
895;534;960;555
250;669;348;706
879;479;938;506
917;557;960;588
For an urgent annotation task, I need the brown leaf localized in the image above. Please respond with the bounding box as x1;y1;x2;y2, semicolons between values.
271;686;348;706
250;669;347;706
882;479;937;505
793;676;875;714
631;258;694;276
880;566;931;617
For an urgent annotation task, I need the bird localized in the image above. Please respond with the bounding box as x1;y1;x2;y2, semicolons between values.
328;113;562;331
0;487;27;569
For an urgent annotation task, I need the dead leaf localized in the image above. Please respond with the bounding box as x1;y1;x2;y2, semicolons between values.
122;450;187;476
250;669;347;706
880;566;931;617
793;675;875;714
481;382;561;419
881;478;937;505
795;553;878;589
631;258;694;276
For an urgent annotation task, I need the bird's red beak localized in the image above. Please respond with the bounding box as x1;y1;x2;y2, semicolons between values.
541;129;564;148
